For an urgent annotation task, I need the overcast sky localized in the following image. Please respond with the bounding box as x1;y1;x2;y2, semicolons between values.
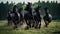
0;0;60;4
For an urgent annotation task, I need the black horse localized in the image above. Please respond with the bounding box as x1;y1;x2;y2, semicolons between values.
33;6;42;29
11;5;20;29
43;7;52;27
24;2;33;29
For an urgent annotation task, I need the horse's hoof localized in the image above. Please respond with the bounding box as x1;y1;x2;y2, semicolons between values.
35;27;38;29
45;25;48;27
13;26;18;29
32;25;34;27
25;26;29;30
38;26;41;29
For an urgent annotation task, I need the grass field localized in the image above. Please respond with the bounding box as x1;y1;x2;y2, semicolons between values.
0;20;60;34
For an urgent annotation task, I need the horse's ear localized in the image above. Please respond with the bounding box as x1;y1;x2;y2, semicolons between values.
28;2;32;5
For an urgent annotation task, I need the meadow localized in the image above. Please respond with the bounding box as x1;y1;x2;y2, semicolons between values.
0;20;60;34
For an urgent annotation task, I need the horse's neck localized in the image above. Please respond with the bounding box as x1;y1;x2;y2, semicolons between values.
36;11;40;15
45;13;51;17
16;12;20;17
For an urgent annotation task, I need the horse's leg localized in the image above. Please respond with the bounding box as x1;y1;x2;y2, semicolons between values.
33;19;35;28
13;21;17;29
25;19;30;29
38;20;41;29
36;20;41;29
32;17;34;28
8;19;12;26
21;17;25;25
47;21;51;27
31;16;34;28
47;21;50;27
34;16;36;28
31;19;33;28
28;20;31;28
44;20;48;27
45;19;52;27
8;20;11;26
9;20;13;26
30;19;33;28
28;16;32;28
24;16;29;29
35;20;38;29
13;20;20;29
32;16;35;28
20;19;23;25
34;20;36;28
34;17;38;29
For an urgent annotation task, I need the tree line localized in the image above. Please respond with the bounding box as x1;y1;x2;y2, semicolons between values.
0;1;60;20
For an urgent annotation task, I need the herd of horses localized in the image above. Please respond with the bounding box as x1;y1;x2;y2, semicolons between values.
7;2;52;29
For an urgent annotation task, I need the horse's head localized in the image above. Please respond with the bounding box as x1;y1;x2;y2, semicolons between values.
18;7;23;14
25;2;32;11
24;2;32;16
35;5;41;13
45;7;49;14
38;5;41;13
27;2;32;7
13;5;19;13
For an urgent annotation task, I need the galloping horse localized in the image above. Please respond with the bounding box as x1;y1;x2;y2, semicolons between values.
33;6;42;29
43;7;52;27
12;5;20;29
24;2;33;29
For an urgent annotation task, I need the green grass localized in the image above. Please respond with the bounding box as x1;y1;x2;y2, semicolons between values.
0;20;60;34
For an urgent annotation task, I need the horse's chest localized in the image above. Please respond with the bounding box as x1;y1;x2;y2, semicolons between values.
45;14;52;20
33;12;36;16
11;13;20;18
